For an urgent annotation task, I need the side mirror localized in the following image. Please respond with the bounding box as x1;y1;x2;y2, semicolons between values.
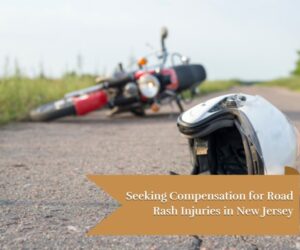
161;27;168;40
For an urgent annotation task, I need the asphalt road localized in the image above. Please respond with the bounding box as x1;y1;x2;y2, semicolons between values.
1;86;299;249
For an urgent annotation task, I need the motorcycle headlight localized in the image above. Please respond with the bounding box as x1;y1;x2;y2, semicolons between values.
137;74;160;99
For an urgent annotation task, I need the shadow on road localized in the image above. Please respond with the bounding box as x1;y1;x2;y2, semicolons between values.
54;112;181;125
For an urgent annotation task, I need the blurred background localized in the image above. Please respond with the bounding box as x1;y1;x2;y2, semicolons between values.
1;0;300;79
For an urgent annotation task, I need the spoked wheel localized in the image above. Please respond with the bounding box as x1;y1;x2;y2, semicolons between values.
30;99;76;121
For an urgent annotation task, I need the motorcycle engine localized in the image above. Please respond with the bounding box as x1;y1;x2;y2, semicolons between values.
124;82;139;97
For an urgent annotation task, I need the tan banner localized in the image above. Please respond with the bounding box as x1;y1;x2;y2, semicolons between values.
87;169;299;236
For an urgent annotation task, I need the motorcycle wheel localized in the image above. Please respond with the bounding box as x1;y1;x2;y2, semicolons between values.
30;99;76;121
130;108;145;117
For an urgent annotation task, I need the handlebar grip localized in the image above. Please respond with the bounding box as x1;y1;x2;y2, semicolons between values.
106;75;134;88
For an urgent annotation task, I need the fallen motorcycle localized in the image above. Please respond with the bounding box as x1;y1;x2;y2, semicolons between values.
30;28;206;121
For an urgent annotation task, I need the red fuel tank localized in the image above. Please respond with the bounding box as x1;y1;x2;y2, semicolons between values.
74;91;108;115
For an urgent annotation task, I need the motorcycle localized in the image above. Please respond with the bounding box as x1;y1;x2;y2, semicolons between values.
30;27;206;121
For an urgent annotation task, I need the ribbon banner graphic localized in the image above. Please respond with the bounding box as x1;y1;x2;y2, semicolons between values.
87;168;299;235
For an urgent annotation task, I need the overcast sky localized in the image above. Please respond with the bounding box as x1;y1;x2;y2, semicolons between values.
1;0;300;80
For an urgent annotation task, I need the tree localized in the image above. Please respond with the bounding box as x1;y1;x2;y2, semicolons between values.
292;50;300;76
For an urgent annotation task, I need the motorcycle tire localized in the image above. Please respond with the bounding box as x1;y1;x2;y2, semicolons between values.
30;99;76;121
130;108;145;117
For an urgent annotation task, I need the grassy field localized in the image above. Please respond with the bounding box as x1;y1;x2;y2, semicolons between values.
0;75;94;124
259;76;300;92
199;79;240;95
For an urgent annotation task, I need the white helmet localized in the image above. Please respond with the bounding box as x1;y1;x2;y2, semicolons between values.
177;93;299;175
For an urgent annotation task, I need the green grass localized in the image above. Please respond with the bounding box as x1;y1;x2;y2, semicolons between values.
0;75;94;124
198;79;241;95
259;76;300;92
181;79;241;100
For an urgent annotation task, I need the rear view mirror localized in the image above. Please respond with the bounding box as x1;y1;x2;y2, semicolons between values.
161;27;168;40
